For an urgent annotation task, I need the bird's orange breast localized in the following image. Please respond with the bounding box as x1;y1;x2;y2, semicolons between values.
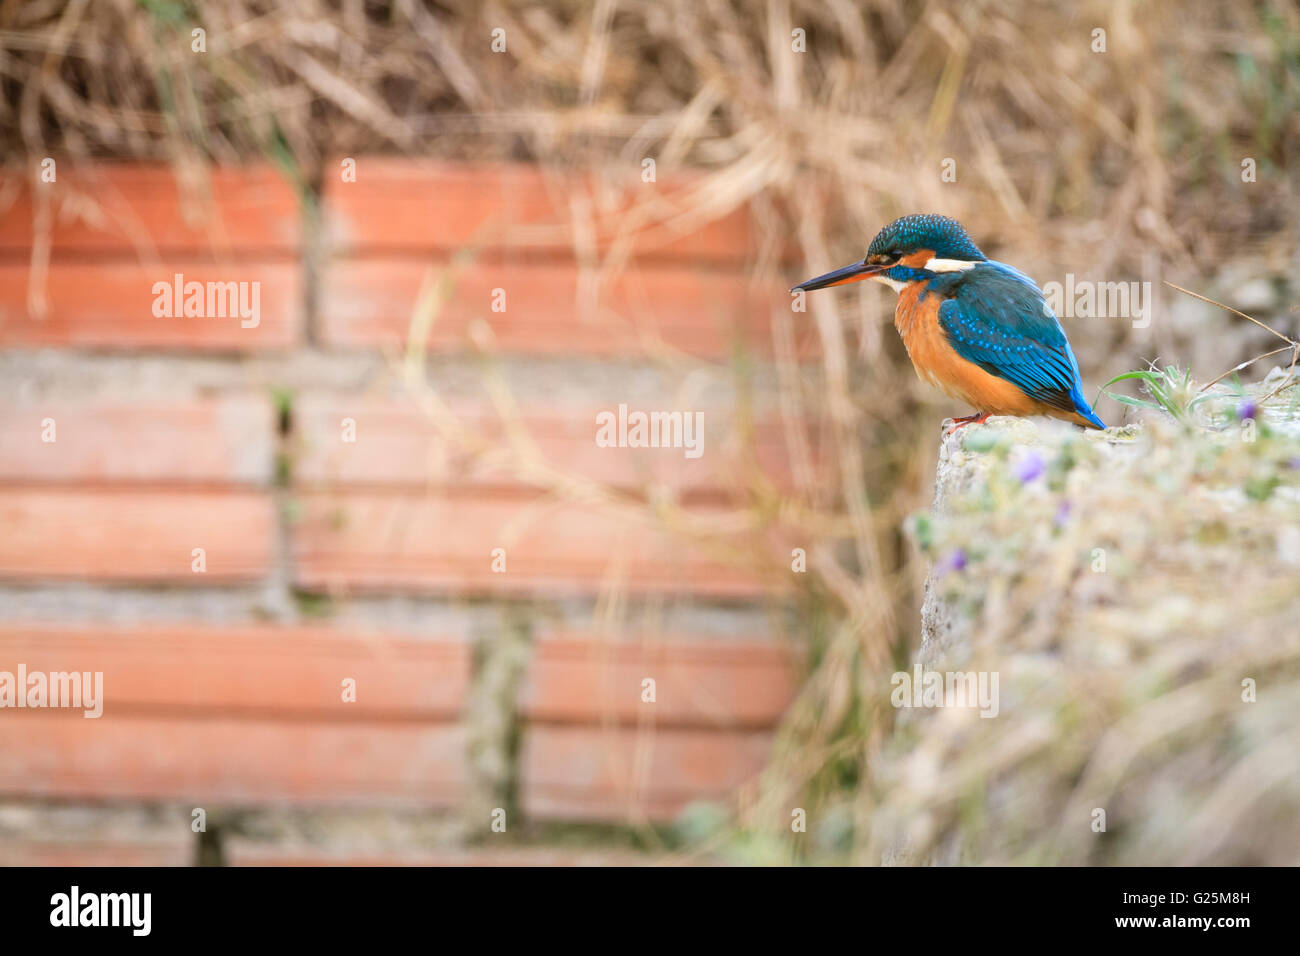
894;283;1042;416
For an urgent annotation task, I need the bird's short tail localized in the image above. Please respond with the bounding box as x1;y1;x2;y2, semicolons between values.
1073;397;1106;429
1075;409;1106;429
1066;384;1106;429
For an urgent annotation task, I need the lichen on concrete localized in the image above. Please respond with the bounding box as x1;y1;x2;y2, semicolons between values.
878;370;1300;864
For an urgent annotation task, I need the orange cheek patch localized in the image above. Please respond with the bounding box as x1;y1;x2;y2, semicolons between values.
898;249;936;269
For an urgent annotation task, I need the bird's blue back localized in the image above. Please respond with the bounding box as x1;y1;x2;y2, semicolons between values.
925;262;1104;428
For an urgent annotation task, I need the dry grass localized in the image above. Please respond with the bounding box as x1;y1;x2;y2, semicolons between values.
5;2;1295;251
3;0;1299;863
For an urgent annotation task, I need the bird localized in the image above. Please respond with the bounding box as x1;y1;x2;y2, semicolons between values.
791;214;1105;432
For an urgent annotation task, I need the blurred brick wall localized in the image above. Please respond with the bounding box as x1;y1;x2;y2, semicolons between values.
0;160;815;864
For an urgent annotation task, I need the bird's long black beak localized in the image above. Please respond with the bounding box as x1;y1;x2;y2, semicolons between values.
790;260;887;292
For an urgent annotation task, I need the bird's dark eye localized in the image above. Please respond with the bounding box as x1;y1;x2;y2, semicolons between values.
889;249;902;259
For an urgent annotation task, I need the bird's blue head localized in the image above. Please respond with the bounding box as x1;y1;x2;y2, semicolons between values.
792;214;986;292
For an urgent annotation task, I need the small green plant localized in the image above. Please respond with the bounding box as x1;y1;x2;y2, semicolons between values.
1101;365;1217;424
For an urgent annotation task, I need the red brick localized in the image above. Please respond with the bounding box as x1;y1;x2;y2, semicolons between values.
521;636;797;728
0;261;300;350
292;396;818;495
317;259;788;357
225;843;656;867
0;489;274;582
290;490;780;597
0;164;300;257
0;624;470;718
0;397;275;485
0;839;192;867
521;726;772;822
0;624;469;808
321;159;767;265
0;715;465;807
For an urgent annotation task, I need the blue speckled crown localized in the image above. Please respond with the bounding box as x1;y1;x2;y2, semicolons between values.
867;214;986;261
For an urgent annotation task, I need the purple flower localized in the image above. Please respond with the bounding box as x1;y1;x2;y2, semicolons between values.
1055;500;1072;526
937;549;967;576
1238;399;1258;421
1013;450;1045;483
1288;456;1300;471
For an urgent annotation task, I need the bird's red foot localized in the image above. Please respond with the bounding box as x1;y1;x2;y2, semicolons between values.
944;412;992;436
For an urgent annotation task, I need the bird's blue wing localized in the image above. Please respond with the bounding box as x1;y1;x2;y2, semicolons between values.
935;263;1103;426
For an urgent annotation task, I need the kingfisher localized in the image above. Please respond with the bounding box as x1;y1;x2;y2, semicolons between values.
792;214;1105;432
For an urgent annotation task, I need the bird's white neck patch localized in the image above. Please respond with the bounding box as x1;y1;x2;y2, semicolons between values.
923;257;978;273
871;275;907;294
